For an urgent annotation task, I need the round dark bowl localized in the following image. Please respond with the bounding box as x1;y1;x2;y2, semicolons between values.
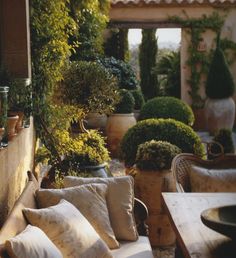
201;205;236;240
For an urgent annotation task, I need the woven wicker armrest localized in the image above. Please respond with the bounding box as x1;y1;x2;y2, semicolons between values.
171;153;236;192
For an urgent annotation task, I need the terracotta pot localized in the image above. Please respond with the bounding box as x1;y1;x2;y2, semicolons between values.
9;111;24;132
106;113;136;158
205;97;235;135
7;115;19;141
134;168;176;247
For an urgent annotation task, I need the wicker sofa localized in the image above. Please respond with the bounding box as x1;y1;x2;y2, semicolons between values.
172;153;236;192
0;172;153;258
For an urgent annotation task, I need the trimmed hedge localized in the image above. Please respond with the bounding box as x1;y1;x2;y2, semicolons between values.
139;96;194;126
120;118;204;166
131;89;145;110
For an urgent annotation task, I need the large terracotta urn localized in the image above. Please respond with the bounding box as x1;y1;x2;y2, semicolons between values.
134;168;176;247
106;113;136;157
205;97;235;135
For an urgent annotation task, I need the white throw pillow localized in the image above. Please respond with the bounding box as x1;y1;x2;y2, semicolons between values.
5;225;63;258
23;199;113;258
64;176;138;241
36;183;119;249
190;166;236;192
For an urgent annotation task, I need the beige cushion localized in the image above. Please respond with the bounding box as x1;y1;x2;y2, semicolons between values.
36;184;119;249
111;236;154;258
64;176;138;241
190;166;236;192
5;225;63;258
23;199;113;258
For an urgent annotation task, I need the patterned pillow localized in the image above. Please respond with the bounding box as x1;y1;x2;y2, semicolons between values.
5;225;63;258
64;176;138;241
36;184;119;249
190;166;236;192
23;199;113;258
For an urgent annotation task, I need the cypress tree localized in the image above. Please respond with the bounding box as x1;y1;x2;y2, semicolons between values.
139;29;158;100
104;28;130;62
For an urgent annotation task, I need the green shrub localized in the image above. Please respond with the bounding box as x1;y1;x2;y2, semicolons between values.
131;89;145;110
115;89;135;114
135;140;181;170
120;118;204;166
209;128;235;158
97;57;138;90
61;61;120;114
139;96;194;126
205;36;235;99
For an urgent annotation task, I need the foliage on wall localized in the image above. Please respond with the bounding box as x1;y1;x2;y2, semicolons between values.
69;0;110;60
139;29;159;100
169;11;236;108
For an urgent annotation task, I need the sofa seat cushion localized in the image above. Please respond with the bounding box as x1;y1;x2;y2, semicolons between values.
190;166;236;192
64;176;138;241
23;199;113;258
111;236;154;258
36;184;119;249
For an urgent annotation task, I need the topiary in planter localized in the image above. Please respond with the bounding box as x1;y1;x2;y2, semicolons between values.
135;140;181;170
205;37;235;99
130;89;145;110
139;96;194;126
115;89;135;114
120;118;204;166
208;128;235;159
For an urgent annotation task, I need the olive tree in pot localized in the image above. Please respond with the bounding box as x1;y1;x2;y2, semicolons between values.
106;89;136;157
205;35;235;135
60;61;120;132
134;140;181;247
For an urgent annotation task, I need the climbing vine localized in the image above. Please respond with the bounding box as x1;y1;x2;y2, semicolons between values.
169;11;236;109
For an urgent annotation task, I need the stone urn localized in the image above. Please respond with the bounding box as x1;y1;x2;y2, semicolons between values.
85;112;107;131
205;97;235;135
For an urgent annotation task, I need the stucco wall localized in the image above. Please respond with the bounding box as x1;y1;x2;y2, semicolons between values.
0;118;35;226
110;6;236;106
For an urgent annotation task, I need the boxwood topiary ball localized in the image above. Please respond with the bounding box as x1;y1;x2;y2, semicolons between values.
139;96;194;126
119;118;204;167
135;140;181;170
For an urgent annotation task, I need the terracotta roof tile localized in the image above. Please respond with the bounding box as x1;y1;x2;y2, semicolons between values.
111;0;236;5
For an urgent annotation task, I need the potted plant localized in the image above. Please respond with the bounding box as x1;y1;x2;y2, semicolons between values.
0;86;9;146
208;128;235;159
8;78;32;131
139;96;194;126
40;128;111;188
106;89;136;157
130;89;145;120
60;61;120;131
134;140;181;246
205;35;235;135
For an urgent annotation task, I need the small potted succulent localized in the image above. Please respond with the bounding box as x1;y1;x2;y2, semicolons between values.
134;140;181;246
130;89;145;120
106;89;136;157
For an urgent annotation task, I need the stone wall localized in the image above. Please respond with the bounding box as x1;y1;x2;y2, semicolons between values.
0;118;35;226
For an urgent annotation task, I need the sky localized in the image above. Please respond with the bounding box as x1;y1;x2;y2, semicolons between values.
128;28;181;48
